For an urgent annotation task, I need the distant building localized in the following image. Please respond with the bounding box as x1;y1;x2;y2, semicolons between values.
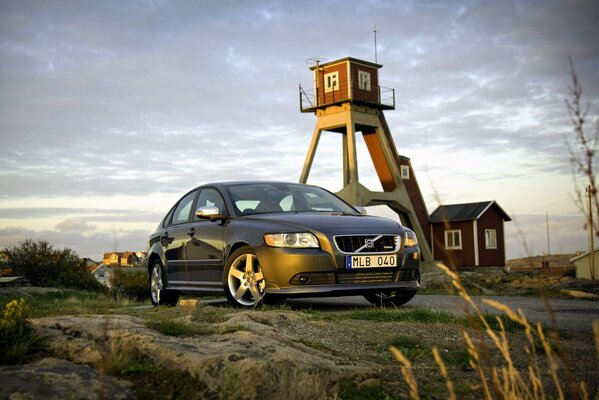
429;201;511;269
0;250;9;263
102;251;142;267
120;252;139;267
570;250;599;280
91;264;112;287
0;250;12;276
81;258;100;271
103;252;120;266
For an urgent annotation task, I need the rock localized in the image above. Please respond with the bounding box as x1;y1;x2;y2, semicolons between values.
0;357;132;400
560;289;599;299
31;313;373;399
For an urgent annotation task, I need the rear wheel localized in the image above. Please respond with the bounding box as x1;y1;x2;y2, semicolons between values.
364;290;417;307
224;247;266;308
149;260;179;307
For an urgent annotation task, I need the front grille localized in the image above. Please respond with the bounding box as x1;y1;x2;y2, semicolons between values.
334;235;399;254
336;271;396;284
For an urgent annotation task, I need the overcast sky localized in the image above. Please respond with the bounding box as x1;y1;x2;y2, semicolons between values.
1;0;598;261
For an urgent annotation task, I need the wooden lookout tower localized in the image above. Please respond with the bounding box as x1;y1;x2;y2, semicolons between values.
298;57;433;264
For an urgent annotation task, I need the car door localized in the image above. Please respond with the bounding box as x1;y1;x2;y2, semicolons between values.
185;187;226;286
162;190;198;285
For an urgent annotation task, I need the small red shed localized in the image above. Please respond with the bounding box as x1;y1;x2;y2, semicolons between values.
429;201;511;269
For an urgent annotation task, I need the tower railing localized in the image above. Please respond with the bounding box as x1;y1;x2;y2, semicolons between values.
299;80;395;112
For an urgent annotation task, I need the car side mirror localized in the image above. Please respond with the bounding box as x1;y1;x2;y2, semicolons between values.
196;206;226;221
355;206;367;215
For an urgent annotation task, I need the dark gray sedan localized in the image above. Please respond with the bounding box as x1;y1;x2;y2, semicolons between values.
147;181;420;308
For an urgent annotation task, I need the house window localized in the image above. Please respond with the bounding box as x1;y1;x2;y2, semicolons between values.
324;72;339;93
400;165;410;180
485;229;497;249
445;230;462;250
358;70;371;91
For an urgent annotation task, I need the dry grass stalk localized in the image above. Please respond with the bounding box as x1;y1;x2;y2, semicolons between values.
390;346;420;400
463;331;492;400
398;262;597;400
432;347;456;400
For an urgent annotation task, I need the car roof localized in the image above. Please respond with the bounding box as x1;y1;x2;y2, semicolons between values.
201;181;314;189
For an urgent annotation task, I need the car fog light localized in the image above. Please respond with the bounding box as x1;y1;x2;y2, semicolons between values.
298;275;311;284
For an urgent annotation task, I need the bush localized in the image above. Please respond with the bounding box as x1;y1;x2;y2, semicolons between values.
0;298;39;364
4;239;102;291
110;268;148;301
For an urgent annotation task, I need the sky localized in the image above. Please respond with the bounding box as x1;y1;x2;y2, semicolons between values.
1;0;598;261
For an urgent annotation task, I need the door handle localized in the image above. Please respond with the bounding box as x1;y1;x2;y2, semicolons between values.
161;232;169;239
186;228;196;237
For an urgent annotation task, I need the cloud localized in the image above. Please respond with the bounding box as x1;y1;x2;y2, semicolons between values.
0;225;150;261
55;219;96;233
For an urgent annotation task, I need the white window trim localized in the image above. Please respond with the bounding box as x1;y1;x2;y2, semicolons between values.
473;220;479;266
445;229;462;250
400;165;410;180
358;70;371;91
324;72;339;93
485;229;497;249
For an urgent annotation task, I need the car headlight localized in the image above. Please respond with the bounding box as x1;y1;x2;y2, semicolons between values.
403;229;418;247
264;233;320;248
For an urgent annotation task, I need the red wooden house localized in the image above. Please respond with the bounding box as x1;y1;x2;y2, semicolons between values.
429;201;511;269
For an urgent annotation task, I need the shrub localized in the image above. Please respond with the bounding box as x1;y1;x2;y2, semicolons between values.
0;298;39;364
4;239;102;291
110;268;148;301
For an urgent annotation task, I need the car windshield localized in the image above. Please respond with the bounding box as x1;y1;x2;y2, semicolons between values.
226;183;357;216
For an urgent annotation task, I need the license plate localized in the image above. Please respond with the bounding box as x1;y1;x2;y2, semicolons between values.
346;255;397;269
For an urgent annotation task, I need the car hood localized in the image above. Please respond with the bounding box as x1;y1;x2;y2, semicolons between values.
241;212;403;233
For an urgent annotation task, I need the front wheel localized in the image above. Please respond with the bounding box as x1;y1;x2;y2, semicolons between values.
364;290;417;307
224;247;266;308
149;260;179;307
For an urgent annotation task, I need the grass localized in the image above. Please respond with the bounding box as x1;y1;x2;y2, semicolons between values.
388;335;429;361
103;341;209;400
0;289;147;318
338;379;394;400
345;307;458;324
3;283;596;399
0;298;43;365
145;319;216;336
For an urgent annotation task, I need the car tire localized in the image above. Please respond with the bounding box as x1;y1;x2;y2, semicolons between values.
223;247;266;308
364;290;417;307
149;259;179;307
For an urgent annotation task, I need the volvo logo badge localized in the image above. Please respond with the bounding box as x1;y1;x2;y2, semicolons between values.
365;238;375;248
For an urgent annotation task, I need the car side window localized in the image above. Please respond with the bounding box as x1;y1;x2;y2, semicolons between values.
171;190;197;225
162;207;176;228
194;188;226;220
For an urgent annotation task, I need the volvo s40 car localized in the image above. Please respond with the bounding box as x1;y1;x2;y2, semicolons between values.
147;181;420;308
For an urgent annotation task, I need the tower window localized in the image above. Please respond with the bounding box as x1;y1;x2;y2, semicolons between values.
400;165;410;180
324;72;339;93
358;70;371;91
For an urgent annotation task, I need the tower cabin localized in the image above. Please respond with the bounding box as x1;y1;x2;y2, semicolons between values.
299;57;395;112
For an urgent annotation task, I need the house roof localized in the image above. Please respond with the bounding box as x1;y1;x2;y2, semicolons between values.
570;249;599;262
429;201;512;223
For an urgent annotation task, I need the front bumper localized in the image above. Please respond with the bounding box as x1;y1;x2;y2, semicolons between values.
265;280;419;297
255;245;420;297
